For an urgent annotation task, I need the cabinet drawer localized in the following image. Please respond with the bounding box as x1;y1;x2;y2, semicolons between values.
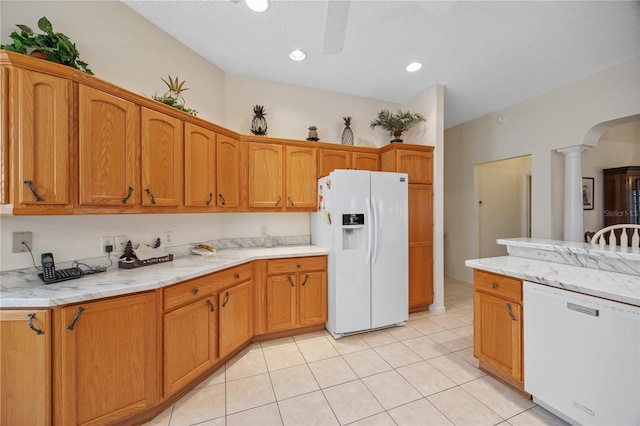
164;274;217;311
212;263;252;288
474;269;522;302
268;256;326;275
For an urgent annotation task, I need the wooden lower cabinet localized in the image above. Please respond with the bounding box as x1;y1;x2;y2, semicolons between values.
219;280;253;358
0;309;51;425
163;296;218;397
264;256;327;333
473;269;525;392
54;292;158;426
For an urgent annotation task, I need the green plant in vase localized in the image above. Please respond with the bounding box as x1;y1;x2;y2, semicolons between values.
151;75;198;116
1;16;93;74
370;109;425;143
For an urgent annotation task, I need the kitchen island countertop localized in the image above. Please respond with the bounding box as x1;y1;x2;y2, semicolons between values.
0;245;328;308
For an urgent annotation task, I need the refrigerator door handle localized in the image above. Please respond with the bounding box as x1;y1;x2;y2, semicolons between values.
366;196;373;264
371;196;379;265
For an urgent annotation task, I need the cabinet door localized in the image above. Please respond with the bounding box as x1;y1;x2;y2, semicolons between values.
285;146;317;209
352;152;379;171
318;149;350;177
56;293;157;425
408;184;433;309
13;68;70;206
141;108;184;206
266;275;297;332
408;245;433;307
78;85;139;206
164;296;217;397
184;123;216;208
298;271;327;326
473;291;523;383
248;142;283;209
397;150;432;184
0;309;51;426
219;280;253;358
216;135;240;208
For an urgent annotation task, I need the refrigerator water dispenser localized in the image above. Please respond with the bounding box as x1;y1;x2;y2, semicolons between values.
342;213;365;250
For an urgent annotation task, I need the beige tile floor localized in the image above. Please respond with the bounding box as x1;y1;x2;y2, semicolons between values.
145;278;569;426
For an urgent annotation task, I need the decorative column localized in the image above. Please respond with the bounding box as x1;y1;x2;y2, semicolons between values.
556;145;591;242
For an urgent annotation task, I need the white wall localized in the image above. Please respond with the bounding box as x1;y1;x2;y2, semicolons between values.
583;119;640;233
444;58;640;283
0;1;442;272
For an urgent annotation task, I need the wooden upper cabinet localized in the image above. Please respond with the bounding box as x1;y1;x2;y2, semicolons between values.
184;123;216;208
248;142;283;209
352;152;379;172
396;149;432;184
216;135;240;208
12;68;71;207
141;108;184;206
318;149;350;177
317;148;379;177
285;146;316;209
78;85;139;207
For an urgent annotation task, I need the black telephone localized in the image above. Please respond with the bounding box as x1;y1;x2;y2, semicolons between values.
38;253;82;284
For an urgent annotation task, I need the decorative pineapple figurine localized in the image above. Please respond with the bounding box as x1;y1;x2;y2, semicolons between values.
250;105;268;136
341;116;354;145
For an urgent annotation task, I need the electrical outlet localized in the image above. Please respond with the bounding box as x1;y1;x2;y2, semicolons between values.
261;225;268;236
101;236;115;254
163;231;173;244
12;231;33;253
114;235;128;252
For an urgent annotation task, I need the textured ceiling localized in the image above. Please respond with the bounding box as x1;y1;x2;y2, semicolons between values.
122;1;640;129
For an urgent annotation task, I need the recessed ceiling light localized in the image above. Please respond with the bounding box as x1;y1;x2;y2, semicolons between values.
289;49;307;61
405;62;423;72
246;0;269;12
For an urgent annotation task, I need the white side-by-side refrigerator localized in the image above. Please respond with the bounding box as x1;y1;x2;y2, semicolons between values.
311;169;409;338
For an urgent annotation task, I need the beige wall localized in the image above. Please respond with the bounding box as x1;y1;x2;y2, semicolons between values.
444;58;640;283
0;1;442;272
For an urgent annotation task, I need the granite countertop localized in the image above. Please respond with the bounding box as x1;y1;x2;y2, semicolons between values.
0;245;328;308
466;238;640;307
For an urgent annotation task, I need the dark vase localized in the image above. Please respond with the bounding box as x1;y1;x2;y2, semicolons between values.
342;126;354;145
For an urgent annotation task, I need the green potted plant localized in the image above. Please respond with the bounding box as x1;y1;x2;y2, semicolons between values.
0;16;93;75
151;75;198;116
370;109;425;143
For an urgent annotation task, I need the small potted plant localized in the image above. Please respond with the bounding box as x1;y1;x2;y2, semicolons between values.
0;16;93;75
370;109;425;143
151;75;198;116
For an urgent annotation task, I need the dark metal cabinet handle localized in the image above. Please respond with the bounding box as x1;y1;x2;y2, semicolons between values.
234;273;240;279
506;303;517;321
23;180;44;202
27;313;44;335
288;196;295;207
219;193;226;206
145;188;156;204
67;306;85;331
207;299;215;312
275;195;282;207
206;192;213;206
222;292;230;307
287;276;295;287
296;264;301;269
492;283;498;289
193;288;199;295
301;274;309;286
121;186;134;204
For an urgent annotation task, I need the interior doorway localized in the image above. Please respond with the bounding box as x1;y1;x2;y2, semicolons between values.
477;155;532;258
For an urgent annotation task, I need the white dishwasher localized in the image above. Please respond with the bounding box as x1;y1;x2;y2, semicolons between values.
523;281;640;425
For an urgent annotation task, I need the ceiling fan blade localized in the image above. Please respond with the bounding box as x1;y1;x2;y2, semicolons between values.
322;1;351;55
